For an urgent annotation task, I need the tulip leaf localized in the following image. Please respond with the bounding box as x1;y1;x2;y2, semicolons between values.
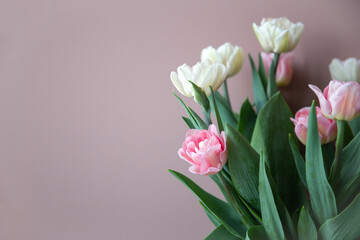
338;131;360;191
173;92;200;129
259;151;285;240
168;170;246;238
305;102;337;225
199;201;221;227
245;226;268;240
336;171;360;211
267;58;278;99
238;98;257;142
205;225;242;240
289;134;307;188
210;91;238;129
226;124;260;214
297;207;317;240
209;174;236;210
249;54;267;113
318;193;360;240
182;116;195;129
349;115;360;135
258;53;268;90
251;92;300;213
187;106;208;129
210;88;224;132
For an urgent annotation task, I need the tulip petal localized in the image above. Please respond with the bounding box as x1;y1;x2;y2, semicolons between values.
309;84;333;119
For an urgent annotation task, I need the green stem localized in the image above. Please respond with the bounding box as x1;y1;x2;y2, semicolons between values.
331;120;345;192
217;171;252;228
222;79;232;111
273;53;280;76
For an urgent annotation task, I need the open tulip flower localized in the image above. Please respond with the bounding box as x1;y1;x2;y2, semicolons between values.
309;80;360;121
253;17;304;53
201;42;244;78
291;106;337;145
170;60;228;97
261;52;294;87
329;57;360;83
178;124;227;175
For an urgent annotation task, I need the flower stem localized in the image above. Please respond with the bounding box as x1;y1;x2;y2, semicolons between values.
202;106;212;126
330;120;345;193
222;79;232;111
274;53;280;76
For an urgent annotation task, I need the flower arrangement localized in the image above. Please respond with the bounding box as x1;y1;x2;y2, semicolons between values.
169;17;360;240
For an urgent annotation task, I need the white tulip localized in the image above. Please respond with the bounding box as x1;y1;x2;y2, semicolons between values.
329;57;360;82
170;60;228;97
253;17;304;53
201;42;244;77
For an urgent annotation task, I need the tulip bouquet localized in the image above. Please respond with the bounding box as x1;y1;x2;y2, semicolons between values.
169;17;360;240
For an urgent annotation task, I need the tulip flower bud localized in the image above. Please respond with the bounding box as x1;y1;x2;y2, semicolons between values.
261;52;294;87
178;124;227;175
170;60;228;97
309;80;360;121
253;17;304;53
291;106;337;145
329;57;360;83
201;42;244;78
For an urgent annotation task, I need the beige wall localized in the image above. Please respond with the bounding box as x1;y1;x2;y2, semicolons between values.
0;0;359;239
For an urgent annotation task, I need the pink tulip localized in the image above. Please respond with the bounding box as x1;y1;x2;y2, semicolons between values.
309;80;360;121
291;106;337;145
178;124;227;175
261;52;294;87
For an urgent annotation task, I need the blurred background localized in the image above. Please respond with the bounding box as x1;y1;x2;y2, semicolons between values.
0;0;359;239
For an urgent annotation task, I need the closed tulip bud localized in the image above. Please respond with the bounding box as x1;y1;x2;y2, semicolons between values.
170;60;228;97
201;42;244;78
178;124;227;175
261;52;294;87
309;80;360;121
329;57;360;83
253;17;304;53
291;106;337;145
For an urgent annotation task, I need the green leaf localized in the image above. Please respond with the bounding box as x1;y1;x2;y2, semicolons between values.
210;88;224;132
289;134;307;188
245;226;268;240
238;98;257;142
182;116;195;129
249;54;267;113
209;174;235;209
187;106;208;129
169;170;246;238
297;207;317;240
189;81;210;111
338;131;360;191
205;225;242;240
173;92;200;128
200;201;221;227
210;91;238;129
318;193;360;240
336;171;360;211
251;92;300;212
259;151;285;240
258;53;268;90
266;59;278;99
305;102;337;225
349;115;360;135
226;124;260;213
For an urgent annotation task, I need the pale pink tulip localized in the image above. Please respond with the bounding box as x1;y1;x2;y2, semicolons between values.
261;52;294;87
291;106;337;145
309;80;360;121
178;124;227;175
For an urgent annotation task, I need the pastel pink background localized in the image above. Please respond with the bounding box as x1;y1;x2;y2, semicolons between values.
1;1;359;239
